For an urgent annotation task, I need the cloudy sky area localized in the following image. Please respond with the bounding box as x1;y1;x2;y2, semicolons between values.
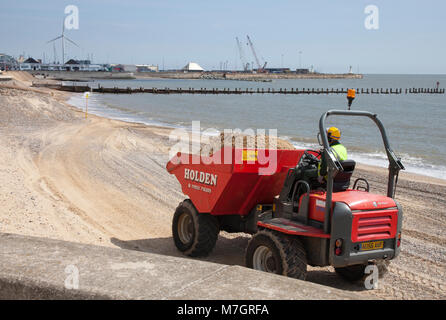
2;0;445;73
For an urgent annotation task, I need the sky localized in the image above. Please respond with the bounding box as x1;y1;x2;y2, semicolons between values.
1;0;445;73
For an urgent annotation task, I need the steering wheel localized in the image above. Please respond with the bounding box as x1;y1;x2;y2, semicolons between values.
304;150;320;164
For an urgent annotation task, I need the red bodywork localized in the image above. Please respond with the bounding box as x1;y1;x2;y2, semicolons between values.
166;147;303;215
167;147;398;240
306;191;398;241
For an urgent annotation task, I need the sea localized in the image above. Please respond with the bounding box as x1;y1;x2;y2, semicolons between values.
67;74;446;180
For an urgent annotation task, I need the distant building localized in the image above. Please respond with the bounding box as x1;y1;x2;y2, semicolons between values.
109;64;137;72
183;62;204;72
110;64;124;72
64;59;105;71
19;57;41;71
296;68;309;74
17;55;26;64
264;68;290;74
39;64;63;71
0;53;18;71
19;57;107;72
122;64;137;72
67;59;91;65
136;64;158;72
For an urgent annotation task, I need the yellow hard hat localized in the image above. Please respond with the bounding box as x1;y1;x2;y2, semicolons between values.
327;127;341;140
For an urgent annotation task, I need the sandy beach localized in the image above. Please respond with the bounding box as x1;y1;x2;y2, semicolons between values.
0;72;445;299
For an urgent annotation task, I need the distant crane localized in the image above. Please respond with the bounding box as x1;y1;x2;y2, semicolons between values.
246;35;267;72
46;21;80;64
236;37;249;71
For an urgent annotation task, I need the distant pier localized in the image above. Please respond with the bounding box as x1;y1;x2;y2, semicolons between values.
47;84;446;95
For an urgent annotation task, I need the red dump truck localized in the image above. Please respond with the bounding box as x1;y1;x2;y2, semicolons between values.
166;110;404;281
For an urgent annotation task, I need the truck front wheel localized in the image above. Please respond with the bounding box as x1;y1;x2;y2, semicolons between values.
172;200;219;257
245;230;307;280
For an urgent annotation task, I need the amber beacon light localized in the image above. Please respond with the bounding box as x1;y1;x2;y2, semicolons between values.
347;89;356;110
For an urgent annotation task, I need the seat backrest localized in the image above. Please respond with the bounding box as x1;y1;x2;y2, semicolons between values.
333;160;356;192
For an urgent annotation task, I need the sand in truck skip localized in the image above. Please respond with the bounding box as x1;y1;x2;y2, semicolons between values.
200;132;295;156
0;73;445;300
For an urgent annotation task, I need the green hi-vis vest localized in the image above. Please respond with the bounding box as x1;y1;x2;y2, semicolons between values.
331;143;348;161
318;143;348;177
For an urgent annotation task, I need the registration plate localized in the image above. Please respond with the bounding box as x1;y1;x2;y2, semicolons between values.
360;241;384;251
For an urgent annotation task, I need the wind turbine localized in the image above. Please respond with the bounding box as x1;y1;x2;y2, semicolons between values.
46;21;80;64
52;41;58;64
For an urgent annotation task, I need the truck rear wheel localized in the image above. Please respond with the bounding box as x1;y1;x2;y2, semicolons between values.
245;230;307;280
172;200;219;257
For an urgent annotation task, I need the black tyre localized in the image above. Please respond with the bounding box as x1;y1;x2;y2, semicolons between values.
335;260;390;282
245;230;307;280
172;199;219;257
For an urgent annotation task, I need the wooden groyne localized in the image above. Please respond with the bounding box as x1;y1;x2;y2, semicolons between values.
52;85;445;95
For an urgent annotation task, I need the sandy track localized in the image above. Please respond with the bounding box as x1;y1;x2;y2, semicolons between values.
0;80;445;299
31;118;253;265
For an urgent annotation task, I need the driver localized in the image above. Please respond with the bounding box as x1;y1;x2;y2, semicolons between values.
318;127;347;182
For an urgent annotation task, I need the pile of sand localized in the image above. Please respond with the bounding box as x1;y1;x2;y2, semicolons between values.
200;132;295;156
0;88;76;127
5;71;35;83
